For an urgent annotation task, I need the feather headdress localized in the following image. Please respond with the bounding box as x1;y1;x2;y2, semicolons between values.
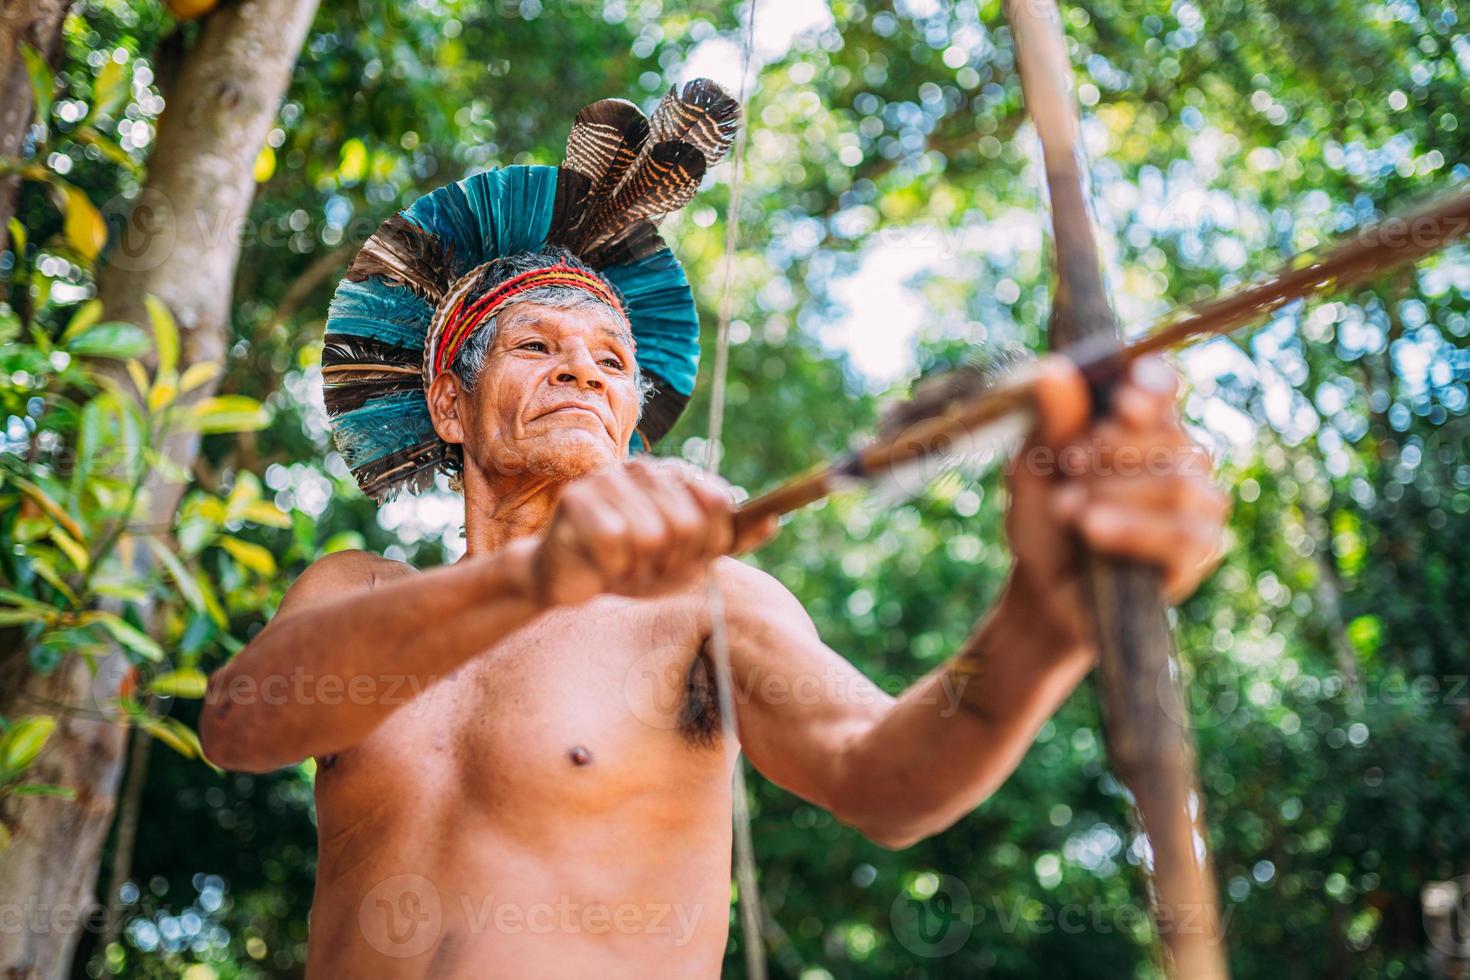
321;79;741;502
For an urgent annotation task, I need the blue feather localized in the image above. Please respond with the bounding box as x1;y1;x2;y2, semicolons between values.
467;166;558;259
604;249;701;396
329;391;438;467
326;278;434;348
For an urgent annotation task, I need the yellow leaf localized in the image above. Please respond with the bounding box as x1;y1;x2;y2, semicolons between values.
139;716;199;759
225;471;261;521
179;361;220;394
15;478;83;540
59;299;103;344
60;185;106;260
339;138;368;183
126;359;150;398
147;376;177;412
241;500;290;529
219;535;276;576
253;144;276;183
193;569;228;628
188;395;270;434
150;668;208;699
48;528;89;571
93;59;127;116
144;295;179;376
2;716;56;772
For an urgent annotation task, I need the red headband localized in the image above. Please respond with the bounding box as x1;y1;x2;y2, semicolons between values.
432;264;627;380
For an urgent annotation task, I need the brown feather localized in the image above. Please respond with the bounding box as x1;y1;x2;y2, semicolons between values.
345;214;453;303
580;141;706;253
645;79;740;171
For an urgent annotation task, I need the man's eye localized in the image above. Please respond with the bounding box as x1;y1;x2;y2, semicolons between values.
600;357;624;370
520;341;548;353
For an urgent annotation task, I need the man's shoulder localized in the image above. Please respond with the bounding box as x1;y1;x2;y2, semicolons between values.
710;557;812;629
284;549;418;606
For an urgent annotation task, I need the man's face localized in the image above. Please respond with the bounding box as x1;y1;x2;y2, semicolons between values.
437;300;642;483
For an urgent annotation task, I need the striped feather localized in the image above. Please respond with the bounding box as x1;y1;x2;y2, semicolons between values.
562;98;650;203
644;79;739;172
346;214;453;303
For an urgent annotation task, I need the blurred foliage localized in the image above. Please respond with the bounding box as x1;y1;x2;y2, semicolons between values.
0;0;1466;977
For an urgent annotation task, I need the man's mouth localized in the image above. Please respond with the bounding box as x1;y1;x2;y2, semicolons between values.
532;402;611;435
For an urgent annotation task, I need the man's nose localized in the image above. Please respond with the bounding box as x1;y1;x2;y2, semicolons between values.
551;343;604;391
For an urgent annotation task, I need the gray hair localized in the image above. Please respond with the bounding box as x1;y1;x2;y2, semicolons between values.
448;251;653;409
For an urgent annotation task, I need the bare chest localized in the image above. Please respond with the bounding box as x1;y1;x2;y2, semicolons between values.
316;593;727;822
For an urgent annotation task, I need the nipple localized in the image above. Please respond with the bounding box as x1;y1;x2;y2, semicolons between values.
568;745;592;766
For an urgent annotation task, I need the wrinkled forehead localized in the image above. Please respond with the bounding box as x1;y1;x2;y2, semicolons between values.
494;300;635;351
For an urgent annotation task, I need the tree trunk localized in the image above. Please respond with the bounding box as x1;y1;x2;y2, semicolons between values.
0;0;72;253
0;3;318;977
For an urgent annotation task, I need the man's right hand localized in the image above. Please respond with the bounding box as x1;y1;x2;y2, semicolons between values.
529;458;777;607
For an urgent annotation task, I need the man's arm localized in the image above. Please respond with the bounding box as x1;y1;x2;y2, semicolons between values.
201;460;775;773
727;356;1229;849
722;561;1090;849
199;541;545;772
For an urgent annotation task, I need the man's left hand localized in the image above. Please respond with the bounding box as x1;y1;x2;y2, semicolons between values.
1003;355;1231;648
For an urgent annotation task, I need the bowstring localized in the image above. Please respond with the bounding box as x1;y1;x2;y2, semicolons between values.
701;1;766;977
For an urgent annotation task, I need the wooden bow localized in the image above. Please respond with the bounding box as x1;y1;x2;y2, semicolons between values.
1003;2;1228;976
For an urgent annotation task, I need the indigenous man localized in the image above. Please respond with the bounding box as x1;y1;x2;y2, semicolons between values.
200;82;1229;978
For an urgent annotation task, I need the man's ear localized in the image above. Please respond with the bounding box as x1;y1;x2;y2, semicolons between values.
426;372;468;446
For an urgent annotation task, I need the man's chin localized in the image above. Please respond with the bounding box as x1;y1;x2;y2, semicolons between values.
497;430;621;483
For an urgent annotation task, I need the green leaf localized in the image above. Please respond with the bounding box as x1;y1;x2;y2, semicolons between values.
144;295;179;377
8;783;76;800
88;580;149;603
0;589;54;613
149;668;208;699
0;609;52;627
26;556;78;606
8;217;26;254
1346;615;1382;658
59;300;104;344
19;43;54;124
2;716;56;773
86;612;164;662
67;322;151;359
186;395;271;434
74;126;137;173
321;531;366;555
144;536;206;612
218;535;276;576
